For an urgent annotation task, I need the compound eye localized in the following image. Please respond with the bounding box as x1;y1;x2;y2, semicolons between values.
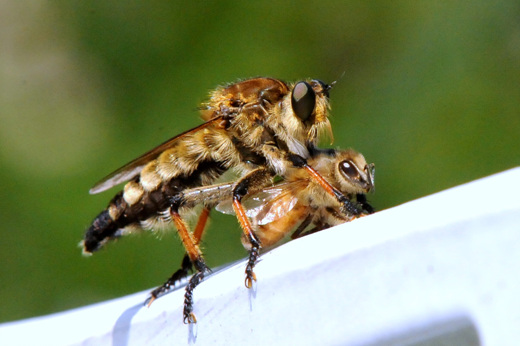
339;160;360;180
291;81;316;121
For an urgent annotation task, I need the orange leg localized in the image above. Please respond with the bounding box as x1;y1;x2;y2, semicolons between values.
148;207;212;306
193;207;211;245
148;207;210;324
170;209;202;262
170;208;209;324
232;198;259;288
288;153;361;216
303;164;361;216
303;165;336;196
231;168;273;288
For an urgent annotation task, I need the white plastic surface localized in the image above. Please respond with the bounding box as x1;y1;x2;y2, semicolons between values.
1;167;519;345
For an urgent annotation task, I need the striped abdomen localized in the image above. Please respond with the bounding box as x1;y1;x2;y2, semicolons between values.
83;161;228;253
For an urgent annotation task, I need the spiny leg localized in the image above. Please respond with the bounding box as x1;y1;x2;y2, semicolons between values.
147;254;192;306
148;208;211;305
290;214;314;240
193;206;211;243
243;232;260;289
356;193;375;214
232;168;273;288
171;208;210;324
295;222;328;238
234;196;260;288
172;206;212;285
183;256;208;324
149;206;209;324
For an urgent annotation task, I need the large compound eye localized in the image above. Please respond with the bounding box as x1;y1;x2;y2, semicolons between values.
339;160;360;180
291;81;316;121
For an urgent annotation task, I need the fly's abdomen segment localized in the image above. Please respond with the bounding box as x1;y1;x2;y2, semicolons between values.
83;161;228;254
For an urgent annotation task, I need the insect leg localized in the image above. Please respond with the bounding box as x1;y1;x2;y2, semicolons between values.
231;168;274;288
171;206;212;281
144;204;206;324
290;213;314;240
147;207;211;305
288;153;362;216
193;206;211;243
148;181;240;305
170;207;210;324
356;193;375;214
297;224;327;238
174;206;212;282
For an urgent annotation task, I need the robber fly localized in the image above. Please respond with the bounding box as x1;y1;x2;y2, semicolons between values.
83;77;362;323
154;148;374;322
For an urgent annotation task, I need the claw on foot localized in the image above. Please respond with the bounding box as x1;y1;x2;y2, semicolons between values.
184;312;197;324
245;272;257;288
146;295;156;308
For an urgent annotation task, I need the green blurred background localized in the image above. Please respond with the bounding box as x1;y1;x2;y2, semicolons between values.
1;1;519;323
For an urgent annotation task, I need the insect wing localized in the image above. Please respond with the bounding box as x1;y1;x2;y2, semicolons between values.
249;184;298;225
213;188;284;216
89;116;225;194
245;180;308;225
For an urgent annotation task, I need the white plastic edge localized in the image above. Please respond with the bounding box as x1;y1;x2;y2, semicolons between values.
1;167;519;345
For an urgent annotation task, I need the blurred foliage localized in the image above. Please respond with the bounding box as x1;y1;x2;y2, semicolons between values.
0;1;519;322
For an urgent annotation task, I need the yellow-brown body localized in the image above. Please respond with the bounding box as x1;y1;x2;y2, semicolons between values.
242;149;374;249
84;77;332;253
180;148;375;250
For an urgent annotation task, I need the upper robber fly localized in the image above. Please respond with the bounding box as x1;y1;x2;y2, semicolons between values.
82;77;362;322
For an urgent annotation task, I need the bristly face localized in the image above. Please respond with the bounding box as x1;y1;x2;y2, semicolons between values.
206;78;333;159
293;80;334;145
278;79;334;155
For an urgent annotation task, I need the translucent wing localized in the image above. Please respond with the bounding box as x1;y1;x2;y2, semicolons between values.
89;116;225;194
216;180;308;225
214;186;286;216
249;187;299;225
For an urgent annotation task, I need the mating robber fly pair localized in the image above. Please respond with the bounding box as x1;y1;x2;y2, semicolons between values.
83;77;375;324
